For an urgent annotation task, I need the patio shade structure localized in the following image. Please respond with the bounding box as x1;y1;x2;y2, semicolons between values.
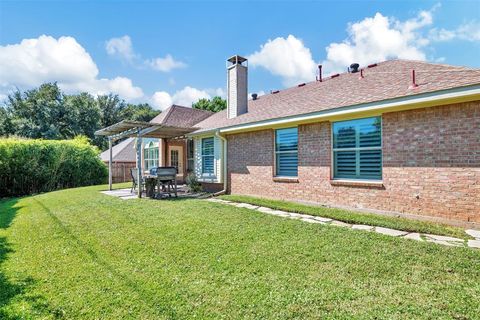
94;120;196;198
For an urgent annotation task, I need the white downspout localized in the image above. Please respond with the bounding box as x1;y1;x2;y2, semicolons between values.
214;130;227;196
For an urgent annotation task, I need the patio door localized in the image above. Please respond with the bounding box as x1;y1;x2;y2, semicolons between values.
168;146;183;180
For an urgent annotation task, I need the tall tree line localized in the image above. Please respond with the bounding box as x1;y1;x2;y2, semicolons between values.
0;83;160;150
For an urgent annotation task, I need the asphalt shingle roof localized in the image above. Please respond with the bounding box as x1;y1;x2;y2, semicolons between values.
100;137;136;162
150;104;214;128
194;59;480;133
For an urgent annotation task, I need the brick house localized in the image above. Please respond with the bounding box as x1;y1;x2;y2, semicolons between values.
188;56;480;225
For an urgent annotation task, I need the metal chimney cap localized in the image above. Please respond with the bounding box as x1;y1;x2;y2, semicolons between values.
227;55;248;65
251;93;258;100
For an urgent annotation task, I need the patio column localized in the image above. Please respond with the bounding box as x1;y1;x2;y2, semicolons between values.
136;131;143;198
108;137;113;190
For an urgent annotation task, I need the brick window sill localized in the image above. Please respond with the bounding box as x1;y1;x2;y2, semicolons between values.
273;177;299;183
330;179;384;188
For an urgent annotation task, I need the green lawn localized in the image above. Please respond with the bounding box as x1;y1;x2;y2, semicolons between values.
0;185;479;319
220;194;469;239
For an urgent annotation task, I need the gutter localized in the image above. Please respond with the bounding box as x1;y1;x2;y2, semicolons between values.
213;130;227;196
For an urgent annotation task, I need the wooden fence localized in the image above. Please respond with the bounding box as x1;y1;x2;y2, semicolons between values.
107;162;136;183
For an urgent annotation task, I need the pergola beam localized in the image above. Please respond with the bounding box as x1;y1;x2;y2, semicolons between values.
136;130;142;198
108;137;113;190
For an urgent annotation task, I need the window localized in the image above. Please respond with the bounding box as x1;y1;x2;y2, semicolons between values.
275;127;298;177
202;137;214;174
144;141;159;170
187;139;194;172
332;117;382;180
170;150;179;169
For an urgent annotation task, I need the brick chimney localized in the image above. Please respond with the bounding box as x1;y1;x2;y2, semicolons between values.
227;55;248;118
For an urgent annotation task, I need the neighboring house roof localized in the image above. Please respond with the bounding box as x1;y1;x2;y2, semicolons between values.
100;137;136;162
150;104;214;128
193;59;480;133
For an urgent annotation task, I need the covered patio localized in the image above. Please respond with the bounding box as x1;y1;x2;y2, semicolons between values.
94;120;196;198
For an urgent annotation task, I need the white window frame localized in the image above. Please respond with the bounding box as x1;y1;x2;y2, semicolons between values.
274;127;299;178
186;139;194;172
331;116;383;181
144;141;159;171
201;137;215;175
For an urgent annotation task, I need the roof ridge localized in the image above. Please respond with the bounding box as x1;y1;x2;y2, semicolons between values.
160;105;176;125
171;104;215;114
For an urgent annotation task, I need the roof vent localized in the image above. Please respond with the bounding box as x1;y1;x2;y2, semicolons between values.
350;63;360;73
251;93;258;100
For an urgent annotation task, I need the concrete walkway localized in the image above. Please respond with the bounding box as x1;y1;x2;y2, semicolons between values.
206;198;480;249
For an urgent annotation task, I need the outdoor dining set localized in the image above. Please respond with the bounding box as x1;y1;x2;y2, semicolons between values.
130;167;178;199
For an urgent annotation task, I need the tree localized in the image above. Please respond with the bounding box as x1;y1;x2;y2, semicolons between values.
5;83;67;139
2;83;162;150
192;96;226;112
64;93;101;141
0;107;12;136
96;94;125;128
120;103;160;122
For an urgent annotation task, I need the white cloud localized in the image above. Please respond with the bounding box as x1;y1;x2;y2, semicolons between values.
151;86;221;110
321;8;437;75
146;54;186;72
248;35;317;86
106;35;186;72
151;91;173;110
105;35;136;62
0;35;143;100
430;21;480;42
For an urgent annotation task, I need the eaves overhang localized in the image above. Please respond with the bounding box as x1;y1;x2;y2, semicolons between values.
188;84;480;137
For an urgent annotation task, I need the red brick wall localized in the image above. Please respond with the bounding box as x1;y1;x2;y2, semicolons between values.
226;101;480;223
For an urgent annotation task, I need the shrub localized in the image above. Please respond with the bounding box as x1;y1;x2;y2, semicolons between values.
0;136;108;197
185;173;202;193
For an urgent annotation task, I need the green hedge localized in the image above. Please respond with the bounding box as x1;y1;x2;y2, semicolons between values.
0;136;108;197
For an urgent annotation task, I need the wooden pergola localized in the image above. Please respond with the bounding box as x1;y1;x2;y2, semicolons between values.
95;120;196;198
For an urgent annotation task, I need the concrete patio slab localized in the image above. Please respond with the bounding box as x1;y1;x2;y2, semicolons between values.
465;229;480;239
374;227;408;237
352;224;374;231
313;217;333;222
403;233;423;241
467;240;480;248
423;234;463;242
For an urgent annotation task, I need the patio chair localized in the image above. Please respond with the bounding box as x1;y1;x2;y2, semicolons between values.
149;167;158;176
130;168;145;193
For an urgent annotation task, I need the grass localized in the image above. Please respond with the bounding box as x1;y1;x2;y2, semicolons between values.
220;194;469;239
0;184;478;319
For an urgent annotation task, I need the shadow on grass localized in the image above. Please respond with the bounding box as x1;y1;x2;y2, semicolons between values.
32;197;178;318
0;198;58;319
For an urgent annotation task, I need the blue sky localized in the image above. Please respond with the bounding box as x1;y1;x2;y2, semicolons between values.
1;0;479;109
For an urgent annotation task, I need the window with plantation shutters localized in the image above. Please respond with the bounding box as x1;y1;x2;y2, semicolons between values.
201;137;214;174
332;117;382;180
275;127;298;177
